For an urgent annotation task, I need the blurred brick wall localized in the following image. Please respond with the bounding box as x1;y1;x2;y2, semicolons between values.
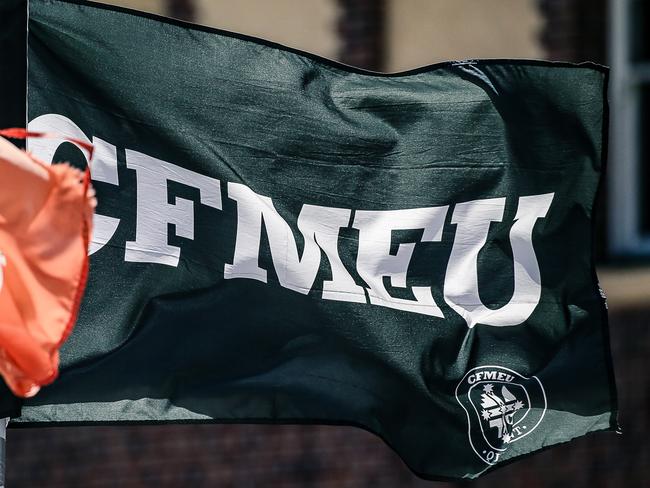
167;0;195;21
385;0;543;71
6;306;645;487
337;0;386;71
538;0;607;64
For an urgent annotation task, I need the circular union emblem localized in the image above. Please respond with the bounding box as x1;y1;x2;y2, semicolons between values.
455;365;547;465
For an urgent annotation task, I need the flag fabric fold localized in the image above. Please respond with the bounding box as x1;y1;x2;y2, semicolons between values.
0;135;95;398
4;0;617;480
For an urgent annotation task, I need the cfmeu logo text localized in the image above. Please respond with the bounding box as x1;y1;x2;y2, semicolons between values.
456;366;547;465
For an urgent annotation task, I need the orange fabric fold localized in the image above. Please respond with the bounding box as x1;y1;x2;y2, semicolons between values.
0;135;95;397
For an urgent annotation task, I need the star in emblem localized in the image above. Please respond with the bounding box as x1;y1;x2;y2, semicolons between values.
483;384;493;393
514;400;524;410
502;433;512;443
481;409;490;420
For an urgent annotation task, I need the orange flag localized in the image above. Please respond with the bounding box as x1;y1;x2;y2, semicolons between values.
0;134;95;398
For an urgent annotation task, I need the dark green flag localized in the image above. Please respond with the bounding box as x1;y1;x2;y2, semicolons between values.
5;0;618;480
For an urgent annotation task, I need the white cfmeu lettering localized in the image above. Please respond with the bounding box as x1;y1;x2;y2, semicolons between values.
29;114;554;327
468;371;516;385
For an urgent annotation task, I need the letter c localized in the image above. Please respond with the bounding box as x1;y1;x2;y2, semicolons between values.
27;114;120;255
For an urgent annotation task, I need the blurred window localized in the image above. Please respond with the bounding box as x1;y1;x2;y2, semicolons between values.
630;0;649;61
609;0;650;254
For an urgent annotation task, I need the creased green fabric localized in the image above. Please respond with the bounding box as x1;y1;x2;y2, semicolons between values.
8;0;618;480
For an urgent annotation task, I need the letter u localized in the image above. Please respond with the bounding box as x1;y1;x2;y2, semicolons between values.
443;193;554;328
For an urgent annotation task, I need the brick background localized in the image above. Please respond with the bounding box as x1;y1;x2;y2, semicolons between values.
337;0;386;71
538;0;607;64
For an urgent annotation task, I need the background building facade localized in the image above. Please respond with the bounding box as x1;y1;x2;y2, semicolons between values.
6;1;649;487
